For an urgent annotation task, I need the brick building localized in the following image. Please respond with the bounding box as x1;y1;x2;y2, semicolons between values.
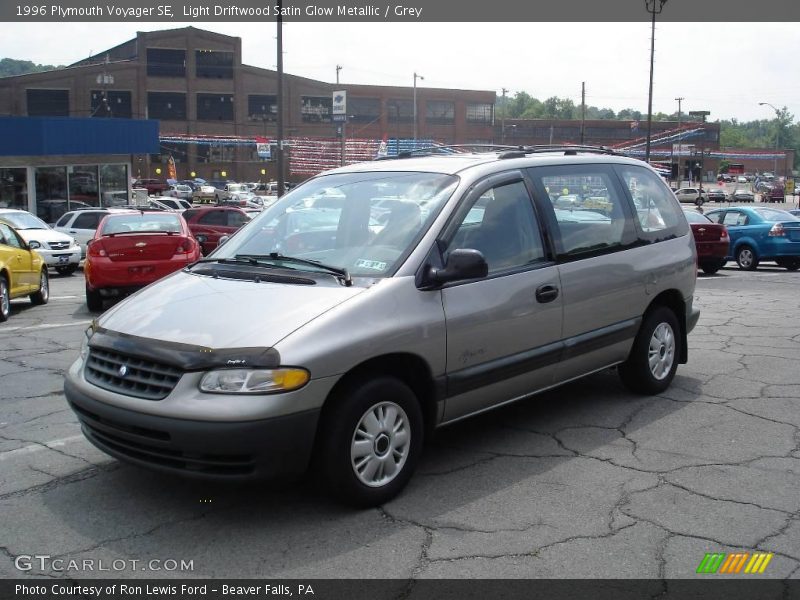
0;27;495;182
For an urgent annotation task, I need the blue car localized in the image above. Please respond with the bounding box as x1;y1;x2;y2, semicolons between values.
704;206;800;271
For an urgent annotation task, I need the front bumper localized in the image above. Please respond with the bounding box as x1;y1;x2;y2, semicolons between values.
64;378;320;480
38;247;81;267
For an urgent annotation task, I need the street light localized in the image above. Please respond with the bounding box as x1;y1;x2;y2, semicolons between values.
413;72;424;144
758;101;781;177
644;0;667;163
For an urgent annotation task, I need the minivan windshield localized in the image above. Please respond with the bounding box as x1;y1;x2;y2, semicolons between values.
215;171;458;278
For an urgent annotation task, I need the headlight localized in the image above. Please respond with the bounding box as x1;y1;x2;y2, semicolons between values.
80;325;94;360
199;368;310;394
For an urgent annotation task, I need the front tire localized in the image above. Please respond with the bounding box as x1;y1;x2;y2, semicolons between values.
0;276;9;322
619;306;681;395
29;269;49;305
86;284;103;312
695;197;704;207
736;245;759;271
315;377;423;507
775;258;800;271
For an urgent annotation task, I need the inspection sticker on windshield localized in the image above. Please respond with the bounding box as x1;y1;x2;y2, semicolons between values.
354;259;387;271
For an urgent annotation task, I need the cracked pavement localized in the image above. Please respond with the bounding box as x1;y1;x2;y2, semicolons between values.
1;266;799;580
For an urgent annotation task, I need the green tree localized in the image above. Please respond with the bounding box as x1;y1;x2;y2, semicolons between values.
0;58;62;77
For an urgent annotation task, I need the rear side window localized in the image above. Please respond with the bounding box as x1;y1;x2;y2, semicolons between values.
616;166;688;241
227;211;248;227
198;211;227;226
723;212;748;226
530;165;637;259
73;212;103;229
55;213;72;228
0;223;22;248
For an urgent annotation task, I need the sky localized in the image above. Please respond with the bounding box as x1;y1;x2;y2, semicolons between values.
1;21;798;123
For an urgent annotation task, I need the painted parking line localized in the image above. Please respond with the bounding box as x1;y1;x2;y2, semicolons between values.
697;272;792;281
0;434;86;461
49;296;79;300
0;320;92;334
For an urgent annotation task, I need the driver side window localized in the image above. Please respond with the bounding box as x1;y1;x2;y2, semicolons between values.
445;180;544;274
0;224;22;249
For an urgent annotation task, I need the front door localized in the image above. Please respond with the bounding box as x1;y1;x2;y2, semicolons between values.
439;173;563;423
0;223;34;293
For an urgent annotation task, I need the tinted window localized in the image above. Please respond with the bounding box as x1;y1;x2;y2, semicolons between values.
753;208;795;222
147;92;187;120
100;213;181;234
198;211;227;226
72;212;103;229
446;181;544;274
683;210;712;224
55;213;72;228
147;48;186;77
197;94;234;121
27;89;69;116
195;50;233;79
227;211;248;227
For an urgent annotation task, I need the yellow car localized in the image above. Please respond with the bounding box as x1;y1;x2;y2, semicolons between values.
0;221;49;322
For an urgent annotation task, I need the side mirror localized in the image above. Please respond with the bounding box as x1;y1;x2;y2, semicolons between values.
426;248;488;287
195;234;207;244
28;240;41;250
218;235;230;247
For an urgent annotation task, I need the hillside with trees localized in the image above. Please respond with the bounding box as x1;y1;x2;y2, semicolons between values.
498;92;799;169
0;58;62;78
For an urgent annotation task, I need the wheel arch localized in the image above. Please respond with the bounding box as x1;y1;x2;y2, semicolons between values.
317;352;439;436
644;289;688;364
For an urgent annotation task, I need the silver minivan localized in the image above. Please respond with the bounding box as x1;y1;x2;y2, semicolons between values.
64;147;699;506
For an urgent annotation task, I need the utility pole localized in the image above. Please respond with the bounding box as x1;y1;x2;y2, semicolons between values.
501;87;508;143
644;0;668;162
671;96;684;184
413;72;424;144
336;65;342;85
580;82;586;144
276;1;285;196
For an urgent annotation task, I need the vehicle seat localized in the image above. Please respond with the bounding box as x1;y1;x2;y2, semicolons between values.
470;186;539;270
372;200;422;248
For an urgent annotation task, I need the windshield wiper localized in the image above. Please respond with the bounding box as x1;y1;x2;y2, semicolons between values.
236;253;352;286
189;253;352;286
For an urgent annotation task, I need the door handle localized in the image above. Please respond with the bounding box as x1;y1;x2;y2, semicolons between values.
535;284;559;303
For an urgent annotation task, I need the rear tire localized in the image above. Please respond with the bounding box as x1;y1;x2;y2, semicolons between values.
700;261;724;275
315;377;423;507
0;275;9;322
736;245;759;271
619;306;681;395
776;258;800;271
86;284;103;312
29;269;49;305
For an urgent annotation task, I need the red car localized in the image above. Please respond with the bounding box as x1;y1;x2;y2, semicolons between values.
133;179;169;196
182;206;250;254
684;209;730;274
84;210;201;311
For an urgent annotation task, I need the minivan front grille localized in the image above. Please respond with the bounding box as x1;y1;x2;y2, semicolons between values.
48;241;70;250
85;348;183;400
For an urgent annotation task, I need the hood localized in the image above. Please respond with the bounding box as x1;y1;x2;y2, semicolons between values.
97;270;366;348
16;228;74;244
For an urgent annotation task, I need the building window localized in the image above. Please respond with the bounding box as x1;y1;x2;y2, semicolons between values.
301;96;332;123
27;89;69;116
147;92;187;121
150;142;189;165
197;94;234;121
34;166;68;223
466;103;493;124
99;164;129;206
195;50;234;79
426;101;455;125
0;168;28;210
197;143;236;163
146;48;186;77
387;99;413;123
90;90;132;118
350;97;380;123
69;166;99;206
249;94;277;121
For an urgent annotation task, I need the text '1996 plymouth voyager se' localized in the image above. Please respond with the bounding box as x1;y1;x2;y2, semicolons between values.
65;146;699;506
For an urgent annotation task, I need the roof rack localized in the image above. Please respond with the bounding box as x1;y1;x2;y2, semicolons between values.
512;144;622;158
374;144;521;161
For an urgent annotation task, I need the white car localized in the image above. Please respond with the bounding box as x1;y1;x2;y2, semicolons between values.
54;208;134;258
0;209;81;275
148;197;192;212
165;184;193;200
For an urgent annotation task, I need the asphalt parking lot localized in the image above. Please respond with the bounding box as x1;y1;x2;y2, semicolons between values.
1;261;799;580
